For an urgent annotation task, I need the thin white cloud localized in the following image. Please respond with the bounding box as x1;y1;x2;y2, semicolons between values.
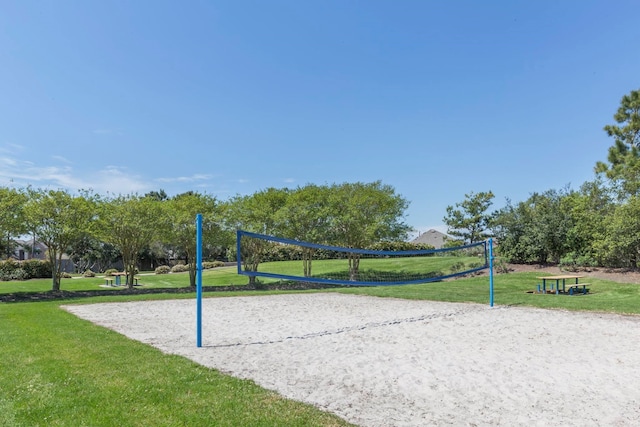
283;178;296;184
0;143;25;154
93;168;148;194
0;156;18;167
156;173;213;183
0;162;82;190
0;156;149;194
52;155;72;164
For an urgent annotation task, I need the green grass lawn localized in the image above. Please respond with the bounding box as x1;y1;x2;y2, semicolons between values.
0;266;248;294
0;300;351;427
0;256;485;295
2;265;640;426
333;271;640;315
257;255;483;282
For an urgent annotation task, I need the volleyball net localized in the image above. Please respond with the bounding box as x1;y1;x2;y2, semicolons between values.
235;230;490;286
195;217;495;347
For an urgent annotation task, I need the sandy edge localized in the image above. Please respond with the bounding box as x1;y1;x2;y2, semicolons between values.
63;293;640;426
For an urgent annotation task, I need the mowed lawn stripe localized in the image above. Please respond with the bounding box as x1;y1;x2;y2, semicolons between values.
0;301;352;427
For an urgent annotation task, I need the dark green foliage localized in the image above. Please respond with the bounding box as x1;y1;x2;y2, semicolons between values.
67;236;120;275
5;267;28;281
597;195;640;268
368;241;435;252
443;191;494;244
492;189;573;264
0;259;52;281
596;88;640;199
236;238;439;266
442;239;465;249
0;258;19;281
559;252;598;270
20;259;53;278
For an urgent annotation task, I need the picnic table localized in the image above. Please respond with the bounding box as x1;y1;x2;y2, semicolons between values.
110;272;139;286
111;272;126;286
536;274;590;295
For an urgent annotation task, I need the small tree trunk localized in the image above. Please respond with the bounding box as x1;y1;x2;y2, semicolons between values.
126;261;136;289
189;264;196;288
52;274;61;291
303;248;314;277
348;253;360;281
50;250;61;291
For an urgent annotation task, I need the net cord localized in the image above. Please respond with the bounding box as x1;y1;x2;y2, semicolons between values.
235;229;489;287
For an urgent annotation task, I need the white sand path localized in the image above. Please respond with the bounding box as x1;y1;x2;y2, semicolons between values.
64;293;640;426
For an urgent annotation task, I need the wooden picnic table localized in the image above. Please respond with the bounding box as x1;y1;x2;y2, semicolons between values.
110;272;140;286
111;272;126;286
536;275;585;295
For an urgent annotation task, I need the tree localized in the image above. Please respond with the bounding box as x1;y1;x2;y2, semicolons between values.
0;187;27;259
326;181;410;281
528;189;573;264
490;198;532;263
443;191;494;244
275;184;334;278
492;188;578;264
25;188;97;291
98;195;163;288
598;196;640;268
144;189;168;201
224;188;291;286
596;89;640;198
164;192;228;287
562;180;613;267
67;235;120;273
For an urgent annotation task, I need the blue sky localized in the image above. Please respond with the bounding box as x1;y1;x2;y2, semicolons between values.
1;1;639;236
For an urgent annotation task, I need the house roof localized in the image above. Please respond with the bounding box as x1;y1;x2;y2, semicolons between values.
411;229;449;249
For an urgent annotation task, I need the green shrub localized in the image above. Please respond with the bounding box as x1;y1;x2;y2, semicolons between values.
0;259;52;280
0;258;18;277
10;268;29;280
368;241;436;251
104;268;118;277
171;264;190;273
494;258;510;274
450;261;466;273
21;259;52;278
442;239;466;249
203;261;225;269
155;265;171;275
560;252;597;271
83;269;96;278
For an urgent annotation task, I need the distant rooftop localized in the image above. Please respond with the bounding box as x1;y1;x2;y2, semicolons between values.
411;229;449;249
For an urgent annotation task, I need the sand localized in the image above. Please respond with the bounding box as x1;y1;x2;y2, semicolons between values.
63;293;640;426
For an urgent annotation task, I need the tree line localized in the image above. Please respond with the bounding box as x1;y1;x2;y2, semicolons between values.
0;181;410;290
2;88;638;289
443;88;640;269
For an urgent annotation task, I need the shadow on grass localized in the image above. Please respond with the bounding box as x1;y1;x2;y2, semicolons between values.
0;282;348;303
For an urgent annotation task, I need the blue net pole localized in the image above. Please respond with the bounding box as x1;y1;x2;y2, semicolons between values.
196;213;203;347
489;238;494;307
236;229;242;274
